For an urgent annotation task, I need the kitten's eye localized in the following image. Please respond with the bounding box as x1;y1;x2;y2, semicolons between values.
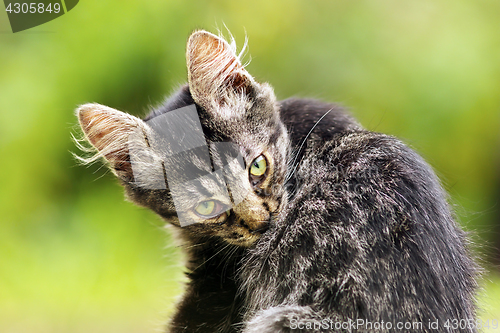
250;155;267;177
193;200;225;218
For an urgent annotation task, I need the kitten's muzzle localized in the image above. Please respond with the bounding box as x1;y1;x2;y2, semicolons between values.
233;195;271;234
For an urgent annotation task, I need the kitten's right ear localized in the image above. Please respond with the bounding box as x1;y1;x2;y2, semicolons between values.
76;103;148;181
187;30;256;111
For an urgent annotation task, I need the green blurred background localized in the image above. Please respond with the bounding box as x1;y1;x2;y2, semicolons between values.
1;1;499;332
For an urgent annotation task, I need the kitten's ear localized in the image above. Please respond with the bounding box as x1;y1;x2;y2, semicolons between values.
76;103;148;181
187;30;256;110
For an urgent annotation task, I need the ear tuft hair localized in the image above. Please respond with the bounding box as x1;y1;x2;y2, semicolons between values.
187;30;255;110
75;103;148;180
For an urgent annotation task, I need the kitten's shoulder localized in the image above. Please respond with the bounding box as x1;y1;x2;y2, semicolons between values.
278;98;361;147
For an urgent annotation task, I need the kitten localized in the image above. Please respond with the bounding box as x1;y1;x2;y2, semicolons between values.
76;31;478;332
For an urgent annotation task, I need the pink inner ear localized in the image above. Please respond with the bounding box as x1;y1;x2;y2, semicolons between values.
188;31;242;80
79;108;110;151
187;31;254;108
225;72;253;96
78;104;137;178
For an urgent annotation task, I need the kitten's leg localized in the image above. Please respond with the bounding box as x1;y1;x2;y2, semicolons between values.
243;306;323;333
167;275;243;333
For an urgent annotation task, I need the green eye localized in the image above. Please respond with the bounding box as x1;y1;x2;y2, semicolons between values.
250;155;267;177
193;200;227;218
194;200;216;216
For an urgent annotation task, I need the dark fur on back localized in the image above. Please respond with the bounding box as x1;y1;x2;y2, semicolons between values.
241;132;477;332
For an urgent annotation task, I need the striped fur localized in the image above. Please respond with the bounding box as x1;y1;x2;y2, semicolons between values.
75;30;478;333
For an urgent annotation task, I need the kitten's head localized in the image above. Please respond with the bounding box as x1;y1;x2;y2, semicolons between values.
76;31;289;247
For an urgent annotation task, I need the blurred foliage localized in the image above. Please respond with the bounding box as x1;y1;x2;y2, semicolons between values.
0;0;499;332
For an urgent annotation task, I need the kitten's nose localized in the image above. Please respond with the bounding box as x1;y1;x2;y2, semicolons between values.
233;196;270;233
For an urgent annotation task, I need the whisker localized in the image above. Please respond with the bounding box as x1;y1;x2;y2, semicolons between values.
285;108;333;182
192;242;231;272
221;245;241;277
178;241;207;250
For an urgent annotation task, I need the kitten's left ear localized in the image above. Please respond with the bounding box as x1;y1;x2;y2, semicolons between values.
187;30;257;110
76;103;151;182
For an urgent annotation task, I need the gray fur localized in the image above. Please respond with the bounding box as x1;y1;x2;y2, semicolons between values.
75;30;478;333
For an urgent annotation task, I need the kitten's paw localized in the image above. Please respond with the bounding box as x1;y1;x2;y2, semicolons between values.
243;305;318;333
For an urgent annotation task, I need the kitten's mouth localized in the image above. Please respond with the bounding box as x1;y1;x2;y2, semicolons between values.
250;222;269;234
222;216;271;247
